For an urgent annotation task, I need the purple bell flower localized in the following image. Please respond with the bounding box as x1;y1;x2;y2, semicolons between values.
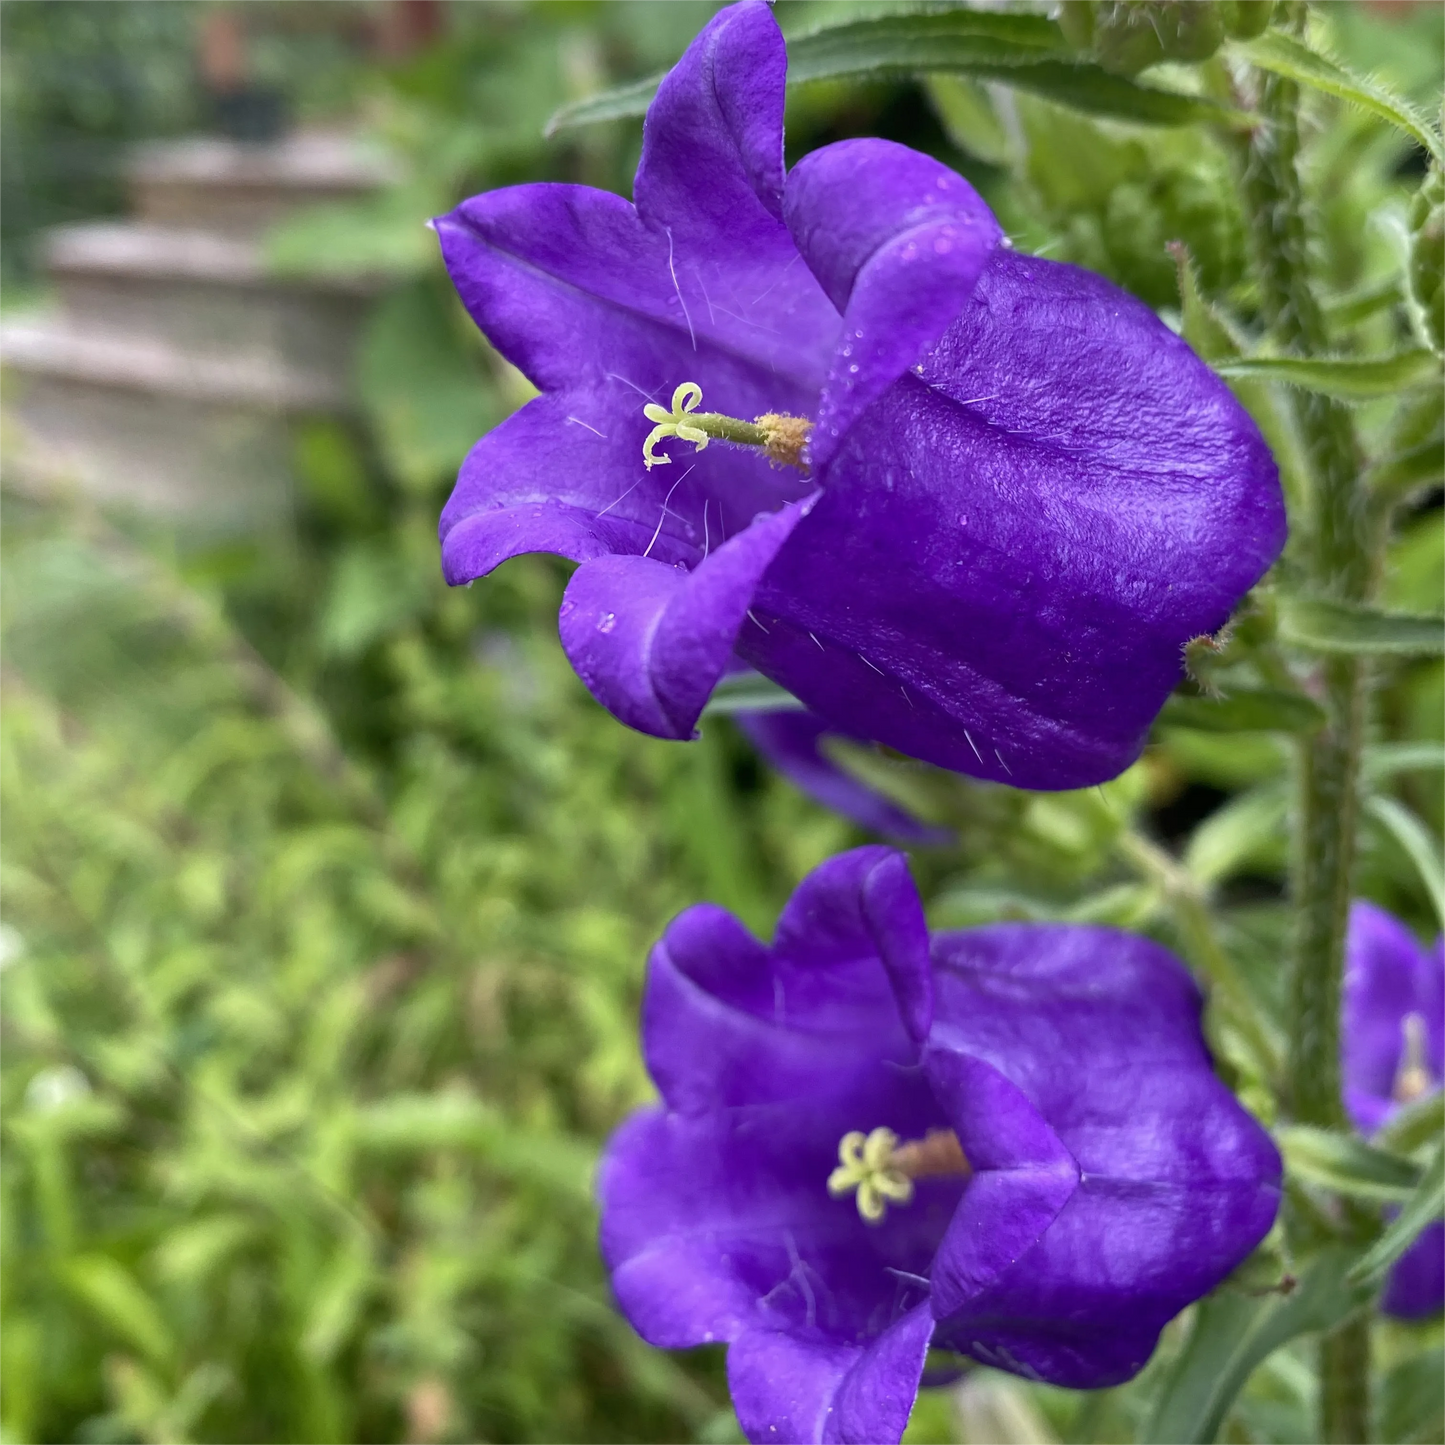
734;708;950;844
598;847;1281;1444
434;2;1284;791
1342;900;1444;1320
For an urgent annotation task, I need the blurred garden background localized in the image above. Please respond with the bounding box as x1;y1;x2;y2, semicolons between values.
1;3;1441;1442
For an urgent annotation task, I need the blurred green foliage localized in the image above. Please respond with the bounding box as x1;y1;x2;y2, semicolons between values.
2;2;1443;1444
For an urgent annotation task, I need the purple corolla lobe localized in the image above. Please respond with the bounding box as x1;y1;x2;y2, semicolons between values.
1342;901;1444;1319
598;847;1282;1443
435;0;1284;789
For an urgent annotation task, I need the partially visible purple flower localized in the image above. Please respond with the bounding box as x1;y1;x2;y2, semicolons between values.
1342;900;1444;1320
735;708;950;844
598;847;1281;1443
434;2;1284;791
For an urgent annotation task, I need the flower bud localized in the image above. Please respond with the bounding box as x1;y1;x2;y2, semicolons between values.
1065;1;1228;75
1407;166;1443;356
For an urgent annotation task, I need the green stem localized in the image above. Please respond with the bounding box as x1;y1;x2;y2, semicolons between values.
1235;15;1377;1440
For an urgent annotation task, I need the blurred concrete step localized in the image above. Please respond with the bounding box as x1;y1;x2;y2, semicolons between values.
44;221;379;379
129;130;396;236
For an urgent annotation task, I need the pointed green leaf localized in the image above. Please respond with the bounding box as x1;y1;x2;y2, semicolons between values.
1158;688;1325;734
1366;795;1445;931
545;73;663;135
1349;1140;1445;1290
546;10;1249;136
1212;350;1440;400
62;1255;176;1367
1142;1246;1371;1445
1235;31;1445;167
703;672;807;717
1278;1125;1423;1203
1279;598;1444;656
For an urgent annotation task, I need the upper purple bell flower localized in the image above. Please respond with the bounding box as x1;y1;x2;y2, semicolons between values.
598;847;1281;1444
434;2;1284;791
1342;900;1444;1320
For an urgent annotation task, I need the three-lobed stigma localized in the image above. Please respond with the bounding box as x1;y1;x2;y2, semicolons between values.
827;1125;971;1225
640;382;814;473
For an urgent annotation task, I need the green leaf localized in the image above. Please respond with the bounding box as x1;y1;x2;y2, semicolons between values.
62;1255;176;1367
546;10;1247;136
1366;795;1445;931
1379;1350;1445;1445
1142;1247;1371;1445
1235;31;1445;167
1324;275;1403;329
544;73;663;135
1278;1124;1423;1203
1158;688;1325;734
1279;597;1445;656
1212;350;1441;401
702;672;807;717
1184;783;1288;887
1364;742;1445;779
1349;1140;1445;1291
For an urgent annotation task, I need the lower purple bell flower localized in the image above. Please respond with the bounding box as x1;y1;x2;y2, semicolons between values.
598;847;1281;1444
433;1;1285;791
1342;900;1445;1320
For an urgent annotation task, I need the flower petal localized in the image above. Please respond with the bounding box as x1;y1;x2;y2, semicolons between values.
727;1301;934;1445
1342;901;1443;1132
772;846;933;1041
558;500;809;739
783;139;1001;466
924;924;1281;1387
735;709;952;845
746;249;1285;788
435;3;834;399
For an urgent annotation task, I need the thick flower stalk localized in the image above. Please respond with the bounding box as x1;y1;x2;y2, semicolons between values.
1341;901;1444;1319
433;1;1284;791
598;847;1281;1444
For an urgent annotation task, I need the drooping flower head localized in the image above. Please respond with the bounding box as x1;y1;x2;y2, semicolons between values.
1342;900;1444;1320
599;847;1281;1443
434;2;1283;791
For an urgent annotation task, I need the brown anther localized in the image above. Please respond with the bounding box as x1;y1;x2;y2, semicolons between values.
890;1128;972;1181
755;413;814;473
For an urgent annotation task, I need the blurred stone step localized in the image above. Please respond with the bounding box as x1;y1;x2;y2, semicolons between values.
1;314;346;412
129;130;396;236
45;221;379;379
0;318;336;526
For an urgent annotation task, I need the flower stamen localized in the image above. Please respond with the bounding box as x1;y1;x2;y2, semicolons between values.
640;381;813;473
827;1126;970;1225
1393;1011;1433;1103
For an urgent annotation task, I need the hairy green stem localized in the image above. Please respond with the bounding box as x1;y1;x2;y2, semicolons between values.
1236;17;1376;1439
688;412;770;448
